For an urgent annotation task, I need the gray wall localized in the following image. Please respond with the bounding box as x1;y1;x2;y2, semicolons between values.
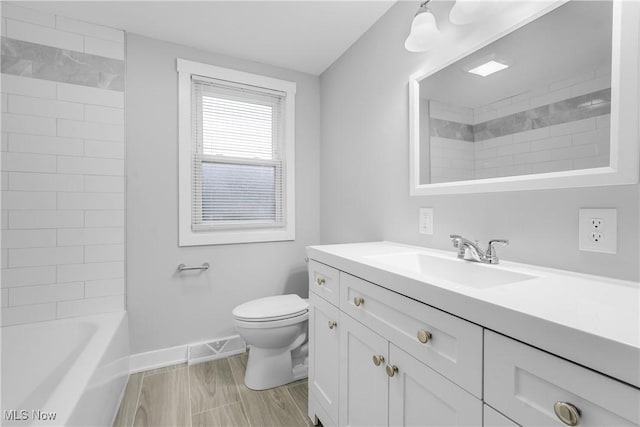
319;2;639;281
126;34;320;354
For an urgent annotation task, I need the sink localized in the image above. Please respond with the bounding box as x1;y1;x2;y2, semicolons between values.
365;252;537;289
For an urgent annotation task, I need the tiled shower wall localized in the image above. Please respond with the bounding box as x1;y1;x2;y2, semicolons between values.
429;68;611;182
0;4;126;326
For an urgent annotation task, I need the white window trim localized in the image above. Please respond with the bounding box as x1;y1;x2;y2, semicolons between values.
177;58;296;246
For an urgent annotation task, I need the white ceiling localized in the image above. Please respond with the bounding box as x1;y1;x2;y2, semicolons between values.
24;1;396;75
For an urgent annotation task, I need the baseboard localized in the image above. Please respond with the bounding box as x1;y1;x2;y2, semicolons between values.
129;344;188;374
129;335;247;374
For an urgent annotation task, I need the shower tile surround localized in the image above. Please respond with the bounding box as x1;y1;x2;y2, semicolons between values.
428;74;611;183
0;6;126;326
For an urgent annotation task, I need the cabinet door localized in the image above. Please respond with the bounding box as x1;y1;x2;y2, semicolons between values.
340;314;389;427
388;344;482;427
308;293;340;425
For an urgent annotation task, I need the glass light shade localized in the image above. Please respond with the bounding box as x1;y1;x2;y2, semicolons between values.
404;10;441;53
449;0;504;25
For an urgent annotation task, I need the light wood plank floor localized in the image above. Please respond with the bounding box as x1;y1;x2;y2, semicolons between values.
113;353;314;427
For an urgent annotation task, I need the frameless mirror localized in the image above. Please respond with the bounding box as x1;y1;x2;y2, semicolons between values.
409;0;639;195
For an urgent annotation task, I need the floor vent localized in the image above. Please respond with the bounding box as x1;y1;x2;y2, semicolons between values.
187;335;246;366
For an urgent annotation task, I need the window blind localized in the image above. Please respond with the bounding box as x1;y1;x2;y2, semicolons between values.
191;76;286;231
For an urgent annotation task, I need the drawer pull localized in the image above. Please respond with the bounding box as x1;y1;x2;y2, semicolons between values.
554;402;581;426
316;277;326;286
385;364;399;377
328;320;337;329
417;329;432;344
353;296;365;307
372;355;385;366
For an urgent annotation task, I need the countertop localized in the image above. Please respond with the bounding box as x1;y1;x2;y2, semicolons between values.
306;241;640;389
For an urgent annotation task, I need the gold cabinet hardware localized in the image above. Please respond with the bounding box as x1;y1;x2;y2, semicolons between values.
386;365;399;377
417;329;432;344
554;402;581;426
316;277;326;286
328;320;337;330
353;296;365;307
372;355;385;366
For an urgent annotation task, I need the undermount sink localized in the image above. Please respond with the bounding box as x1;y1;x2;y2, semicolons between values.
365;252;537;289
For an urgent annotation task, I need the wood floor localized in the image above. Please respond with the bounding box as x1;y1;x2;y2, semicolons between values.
113;353;314;427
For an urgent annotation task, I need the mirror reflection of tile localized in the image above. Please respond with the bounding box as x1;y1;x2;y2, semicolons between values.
427;83;611;183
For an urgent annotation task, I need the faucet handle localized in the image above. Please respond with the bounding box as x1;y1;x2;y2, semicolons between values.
485;239;509;264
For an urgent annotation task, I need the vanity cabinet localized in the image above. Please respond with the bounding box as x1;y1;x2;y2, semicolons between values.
307;255;640;427
308;263;483;427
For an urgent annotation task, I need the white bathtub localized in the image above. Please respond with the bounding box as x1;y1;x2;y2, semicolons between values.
1;312;130;426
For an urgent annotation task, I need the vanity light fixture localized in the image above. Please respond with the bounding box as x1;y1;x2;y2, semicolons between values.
467;60;509;77
405;0;442;53
449;0;504;26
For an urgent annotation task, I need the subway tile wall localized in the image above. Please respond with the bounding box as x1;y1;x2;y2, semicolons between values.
0;4;126;326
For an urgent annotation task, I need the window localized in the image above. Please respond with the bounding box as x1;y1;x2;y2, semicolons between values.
178;59;296;246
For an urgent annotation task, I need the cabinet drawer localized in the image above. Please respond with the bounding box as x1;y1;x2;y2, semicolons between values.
485;330;640;426
308;260;340;306
340;272;483;397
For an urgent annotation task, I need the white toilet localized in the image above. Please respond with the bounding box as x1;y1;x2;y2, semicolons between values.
232;294;309;390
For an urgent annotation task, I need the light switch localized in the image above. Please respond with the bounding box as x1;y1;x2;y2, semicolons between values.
419;207;434;235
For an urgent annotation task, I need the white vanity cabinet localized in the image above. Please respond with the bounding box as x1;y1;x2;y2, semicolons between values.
307;242;640;427
308;262;484;427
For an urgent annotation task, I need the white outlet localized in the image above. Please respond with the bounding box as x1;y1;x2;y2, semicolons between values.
579;208;617;253
419;207;434;235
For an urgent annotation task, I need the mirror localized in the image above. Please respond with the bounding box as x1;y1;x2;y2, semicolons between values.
409;0;639;195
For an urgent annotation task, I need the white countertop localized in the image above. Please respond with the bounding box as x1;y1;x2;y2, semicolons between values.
307;241;640;389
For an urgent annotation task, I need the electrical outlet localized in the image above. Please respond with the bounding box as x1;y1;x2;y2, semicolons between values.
579;208;617;253
419;207;434;235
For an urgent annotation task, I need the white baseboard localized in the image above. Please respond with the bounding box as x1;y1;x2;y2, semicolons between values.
129;335;247;374
129;344;188;374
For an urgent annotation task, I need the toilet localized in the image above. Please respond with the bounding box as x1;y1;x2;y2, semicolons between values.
232;294;309;390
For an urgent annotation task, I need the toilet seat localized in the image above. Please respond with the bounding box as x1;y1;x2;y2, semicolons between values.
234;311;309;329
232;294;308;322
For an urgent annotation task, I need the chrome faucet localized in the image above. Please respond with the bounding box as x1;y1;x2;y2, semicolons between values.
449;235;509;264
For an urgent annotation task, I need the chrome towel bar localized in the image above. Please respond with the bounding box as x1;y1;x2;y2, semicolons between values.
177;262;210;272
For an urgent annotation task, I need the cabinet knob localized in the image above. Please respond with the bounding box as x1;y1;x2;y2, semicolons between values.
316;277;325;286
372;355;385;366
385;365;399;377
554;402;581;426
353;296;365;307
328;320;337;330
417;329;432;344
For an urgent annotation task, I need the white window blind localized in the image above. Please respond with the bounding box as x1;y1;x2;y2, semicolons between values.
191;76;287;232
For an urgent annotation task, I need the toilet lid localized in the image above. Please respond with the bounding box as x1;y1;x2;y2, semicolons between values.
232;294;308;321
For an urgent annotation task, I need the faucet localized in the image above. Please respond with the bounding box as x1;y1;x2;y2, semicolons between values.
449;235;509;264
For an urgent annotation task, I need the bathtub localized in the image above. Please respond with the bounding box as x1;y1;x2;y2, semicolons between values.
1;312;130;426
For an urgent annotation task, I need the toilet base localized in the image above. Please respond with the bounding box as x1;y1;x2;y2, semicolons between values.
244;346;308;390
